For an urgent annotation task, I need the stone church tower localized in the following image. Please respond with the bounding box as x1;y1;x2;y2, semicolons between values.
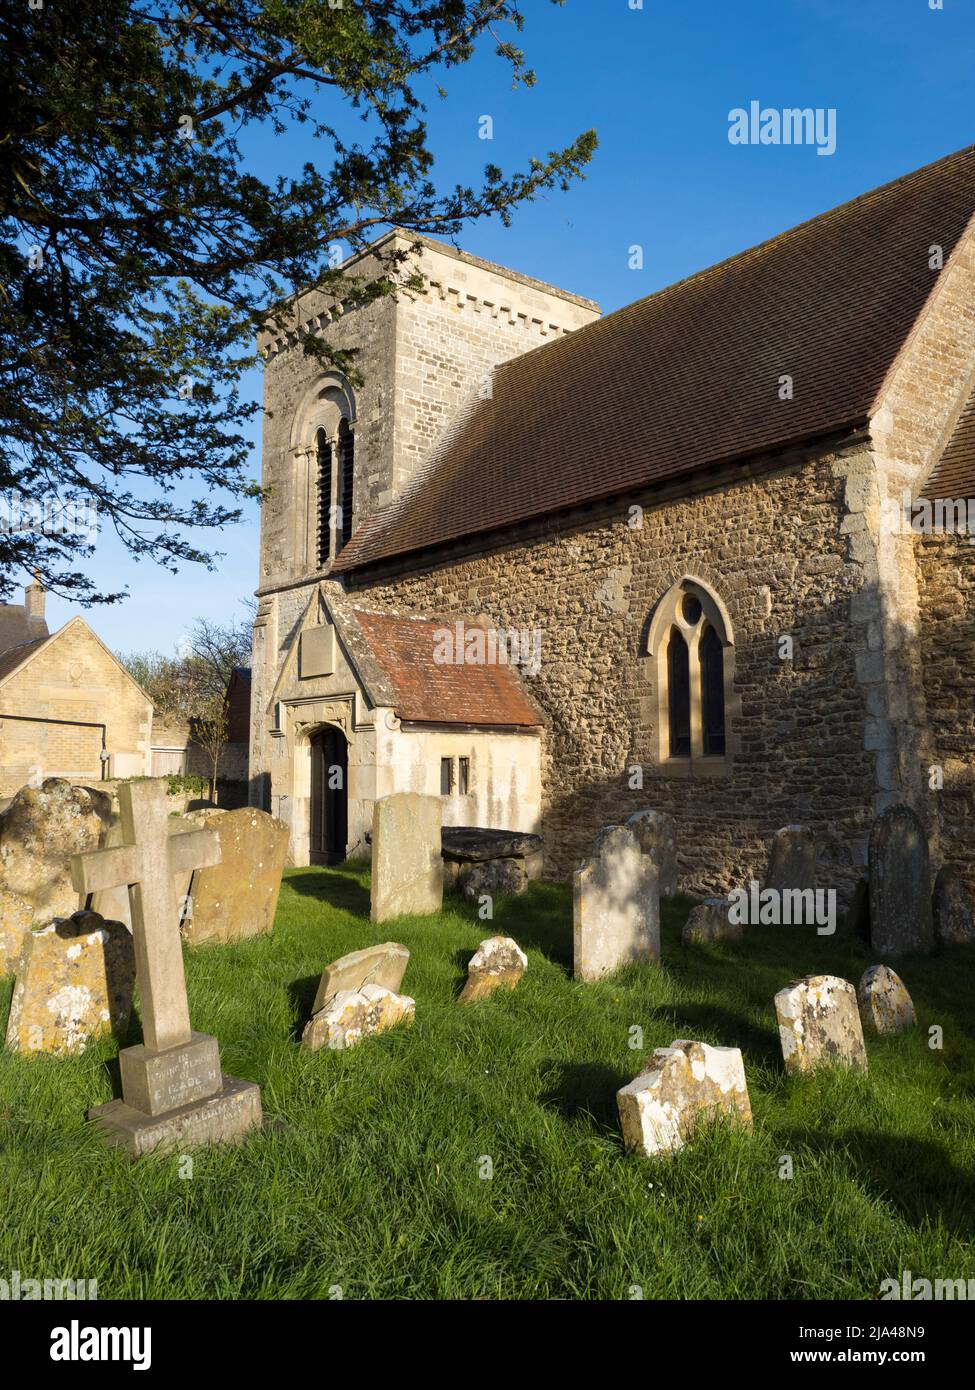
251;232;598;850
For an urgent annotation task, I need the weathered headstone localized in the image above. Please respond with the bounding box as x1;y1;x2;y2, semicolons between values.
309;941;410;1016
181;807;289;946
91;816;195;931
459;858;526;901
625;809;678;897
868;804;933;958
4;910;135;1056
857;965;915;1035
0;778;112;924
371;793;443;922
573;825;659;981
616;1039;752;1157
764;824;816;894
774;974;868;1075
73;781;262;1156
458;936;528;1003
302;983;415;1052
932;865;975;947
682;898;742;945
0;886;33;977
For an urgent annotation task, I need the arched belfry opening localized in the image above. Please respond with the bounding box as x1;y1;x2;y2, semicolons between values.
309;724;348;865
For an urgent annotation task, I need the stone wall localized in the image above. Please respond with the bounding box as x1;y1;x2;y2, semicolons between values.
342;447;878;900
915;528;975;896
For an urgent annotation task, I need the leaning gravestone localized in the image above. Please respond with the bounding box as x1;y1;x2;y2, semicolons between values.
303;940;413;1051
774;974;868;1075
682;898;742;945
4;910;135;1056
181;807;289;946
371;794;443;922
764;824;816;894
857;965;915;1035
73;781;262;1156
573;824;659;981
868;803;933;958
0;886;33;978
932;865;975;947
625;809;678;898
616;1039;752;1157
458;936;528;1003
0;778;112;924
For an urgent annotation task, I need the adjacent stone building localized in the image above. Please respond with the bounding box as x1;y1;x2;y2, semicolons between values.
0;585;153;796
251;147;975;908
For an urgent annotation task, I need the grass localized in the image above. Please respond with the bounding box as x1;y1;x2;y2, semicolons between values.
1;863;974;1300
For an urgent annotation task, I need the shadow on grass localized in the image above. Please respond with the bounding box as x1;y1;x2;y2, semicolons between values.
284;866;370;917
287;976;322;1043
539;1059;630;1132
780;1125;975;1239
491;883;573;972
658;1001;781;1064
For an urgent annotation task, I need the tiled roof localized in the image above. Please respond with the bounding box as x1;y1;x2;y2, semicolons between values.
351;609;542;727
926;389;975;498
334;145;975;575
0;604;48;653
0;634;49;685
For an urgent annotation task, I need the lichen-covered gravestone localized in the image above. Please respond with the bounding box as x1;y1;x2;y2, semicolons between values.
617;1039;752;1157
682;898;741;945
0;886;33;978
625;809;678;898
774;974;868;1075
181;807;289;946
371;794;443;922
74;781;262;1156
573;825;659;981
857;965;915;1035
458;936;527;1003
932;865;975;947
868;803;933;958
302;941;413;1051
764;824;816;895
4;910;135;1056
0;778;112;924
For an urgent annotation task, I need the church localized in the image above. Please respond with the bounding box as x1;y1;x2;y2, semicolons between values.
249;145;975;906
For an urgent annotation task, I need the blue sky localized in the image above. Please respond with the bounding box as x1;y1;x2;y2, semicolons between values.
39;0;975;655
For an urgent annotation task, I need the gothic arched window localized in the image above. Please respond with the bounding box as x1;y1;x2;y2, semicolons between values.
338;417;354;551
316;427;333;566
647;578;734;769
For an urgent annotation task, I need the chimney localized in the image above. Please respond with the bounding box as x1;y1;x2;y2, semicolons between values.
25;577;46;624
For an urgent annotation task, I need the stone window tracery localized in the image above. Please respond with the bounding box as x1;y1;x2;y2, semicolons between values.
646;577;735;773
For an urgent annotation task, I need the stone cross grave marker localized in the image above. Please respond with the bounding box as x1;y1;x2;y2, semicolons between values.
71;781;262;1156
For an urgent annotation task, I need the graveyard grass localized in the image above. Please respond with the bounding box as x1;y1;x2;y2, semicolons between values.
2;867;974;1301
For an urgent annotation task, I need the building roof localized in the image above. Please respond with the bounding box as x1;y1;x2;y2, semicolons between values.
0;602;48;653
926;388;975;498
0;634;48;685
333;145;975;575
351;609;542;727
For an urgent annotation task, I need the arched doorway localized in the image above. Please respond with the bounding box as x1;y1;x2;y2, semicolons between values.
309;725;348;865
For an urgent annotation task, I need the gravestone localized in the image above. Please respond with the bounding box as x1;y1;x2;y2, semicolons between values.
371;794;443;922
625;809;678;898
459;858;526;900
764;824;816;895
932;865;975;947
91;816;195;932
303;942;412;1052
302;984;415;1052
0;886;33;977
774;974;868;1075
181;807;289;946
857;965;915;1035
458;936;527;1003
616;1039;752;1157
72;781;262;1156
4;910;135;1056
847;875;870;943
0;778;112;924
682;898;742;945
868;804;933;958
573;825;659;982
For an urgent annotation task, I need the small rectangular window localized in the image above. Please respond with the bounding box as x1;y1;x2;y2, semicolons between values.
440;757;454;795
458;757;470;795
